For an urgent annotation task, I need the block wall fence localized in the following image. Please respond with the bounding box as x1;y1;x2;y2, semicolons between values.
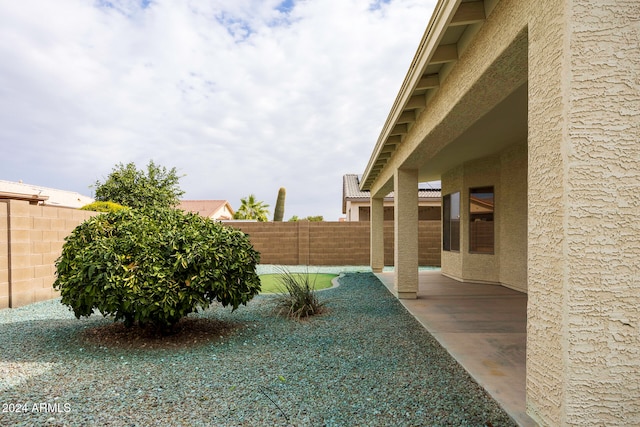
0;200;441;309
225;221;441;267
0;200;98;309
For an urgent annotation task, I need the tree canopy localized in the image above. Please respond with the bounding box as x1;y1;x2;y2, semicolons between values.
233;194;270;222
288;215;324;222
93;160;184;209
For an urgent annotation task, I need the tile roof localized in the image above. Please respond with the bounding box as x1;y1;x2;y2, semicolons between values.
177;200;234;219
342;174;441;213
343;174;441;199
343;174;370;200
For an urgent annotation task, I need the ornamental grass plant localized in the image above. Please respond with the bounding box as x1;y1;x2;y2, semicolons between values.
274;267;325;320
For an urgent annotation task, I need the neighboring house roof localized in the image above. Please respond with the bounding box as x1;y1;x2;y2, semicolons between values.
342;174;441;213
178;200;234;220
0;180;94;208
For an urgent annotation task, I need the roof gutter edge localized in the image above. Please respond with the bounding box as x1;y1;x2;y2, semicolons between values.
360;0;462;192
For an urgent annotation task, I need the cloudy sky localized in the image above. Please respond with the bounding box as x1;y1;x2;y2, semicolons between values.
0;0;435;220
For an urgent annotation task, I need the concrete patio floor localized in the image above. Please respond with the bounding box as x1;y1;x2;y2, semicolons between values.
375;270;537;427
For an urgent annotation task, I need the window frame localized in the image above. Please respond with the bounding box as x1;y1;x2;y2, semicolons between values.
442;191;460;252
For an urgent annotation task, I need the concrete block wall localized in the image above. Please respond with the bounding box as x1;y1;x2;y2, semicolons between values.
227;221;301;265
417;221;441;267
308;222;370;265
0;202;8;309
0;200;96;309
226;220;441;267
0;211;440;309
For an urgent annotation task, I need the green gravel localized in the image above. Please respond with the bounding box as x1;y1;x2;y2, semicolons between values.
0;273;516;426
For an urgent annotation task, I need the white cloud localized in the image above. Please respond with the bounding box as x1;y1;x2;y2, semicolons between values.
0;0;435;220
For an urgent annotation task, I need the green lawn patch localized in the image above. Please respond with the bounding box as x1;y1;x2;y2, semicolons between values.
259;273;337;294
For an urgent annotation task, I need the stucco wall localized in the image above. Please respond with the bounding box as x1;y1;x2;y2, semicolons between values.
528;0;640;425
563;1;640;422
440;143;527;292
216;205;234;221
526;0;566;422
499;143;527;292
461;154;500;283
365;0;638;423
441;165;463;278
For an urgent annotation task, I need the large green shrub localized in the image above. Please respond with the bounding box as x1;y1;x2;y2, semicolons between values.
54;208;261;332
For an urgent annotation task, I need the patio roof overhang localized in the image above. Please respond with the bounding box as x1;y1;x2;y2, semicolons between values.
360;0;527;195
361;0;487;191
0;191;49;204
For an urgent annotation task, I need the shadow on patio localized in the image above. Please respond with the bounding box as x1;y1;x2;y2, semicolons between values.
375;270;536;427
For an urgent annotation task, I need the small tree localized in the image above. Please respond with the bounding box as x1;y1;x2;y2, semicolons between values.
233;194;270;222
93;160;184;209
54;208;261;332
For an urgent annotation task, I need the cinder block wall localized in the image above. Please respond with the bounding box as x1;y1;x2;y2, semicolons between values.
230;221;301;265
0;200;97;309
417;221;441;266
0;207;440;309
308;222;370;265
227;221;441;267
0;202;9;308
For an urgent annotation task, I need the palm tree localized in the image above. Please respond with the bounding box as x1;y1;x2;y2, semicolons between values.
233;194;270;222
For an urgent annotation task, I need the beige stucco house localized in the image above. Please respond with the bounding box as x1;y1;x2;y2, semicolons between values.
342;174;440;221
177;200;234;221
362;0;639;425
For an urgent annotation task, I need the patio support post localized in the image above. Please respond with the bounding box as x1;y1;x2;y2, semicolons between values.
370;196;384;273
394;168;418;299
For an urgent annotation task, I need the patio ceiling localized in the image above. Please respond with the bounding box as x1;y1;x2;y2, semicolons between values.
361;0;495;191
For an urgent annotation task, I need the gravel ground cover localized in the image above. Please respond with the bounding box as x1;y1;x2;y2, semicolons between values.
0;273;516;427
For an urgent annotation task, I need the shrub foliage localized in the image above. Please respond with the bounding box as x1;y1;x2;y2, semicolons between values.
54;208;261;331
80;201;128;213
93;160;184;209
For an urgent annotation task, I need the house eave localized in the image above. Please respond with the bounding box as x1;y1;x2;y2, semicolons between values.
361;0;487;192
